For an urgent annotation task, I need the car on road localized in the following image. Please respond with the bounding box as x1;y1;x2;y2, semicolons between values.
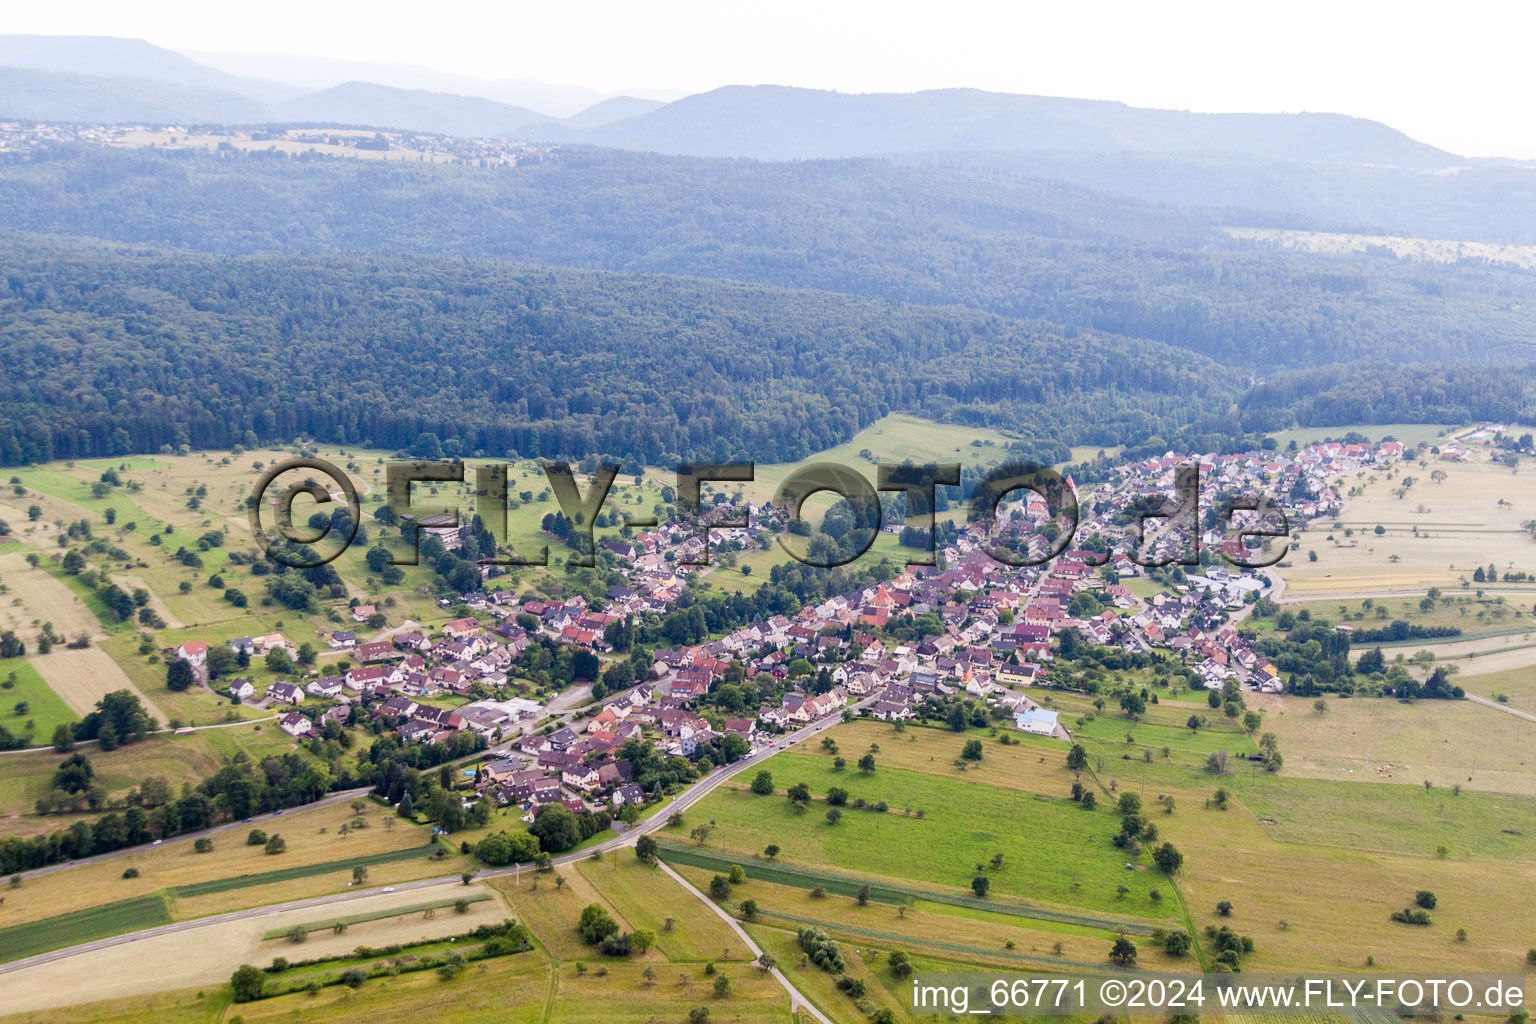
382;886;395;893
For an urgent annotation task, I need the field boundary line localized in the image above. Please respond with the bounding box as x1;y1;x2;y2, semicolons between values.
657;841;1159;935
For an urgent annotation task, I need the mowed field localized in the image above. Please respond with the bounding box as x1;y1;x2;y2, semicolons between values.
0;879;507;1015
1282;451;1536;596
1458;664;1536;712
0;551;102;641
30;646;166;725
1162;782;1536;974
1263;693;1536;795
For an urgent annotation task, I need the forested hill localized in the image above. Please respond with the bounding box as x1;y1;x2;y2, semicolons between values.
0;232;1234;467
528;85;1458;169
4;146;1536;370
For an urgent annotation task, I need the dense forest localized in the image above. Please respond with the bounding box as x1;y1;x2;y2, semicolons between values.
0;232;1234;466
1;143;1534;467
3;146;1536;371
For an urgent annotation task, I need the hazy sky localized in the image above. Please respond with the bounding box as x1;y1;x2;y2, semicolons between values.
12;0;1536;158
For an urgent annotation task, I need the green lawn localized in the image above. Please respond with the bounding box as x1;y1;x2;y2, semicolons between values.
688;751;1170;918
0;658;79;742
0;893;172;963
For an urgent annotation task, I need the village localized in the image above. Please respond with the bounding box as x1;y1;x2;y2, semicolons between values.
162;436;1408;829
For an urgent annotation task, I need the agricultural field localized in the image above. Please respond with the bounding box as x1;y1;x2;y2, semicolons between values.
1458;664;1536;712
1230;225;1536;271
1253;591;1532;639
0;799;454;934
1265;422;1454;450
1162;781;1536;974
733;413;1019;507
0;879;507;1016
1261;693;1536;796
30;646;166;726
0;550;103;642
1281;450;1536;597
683;746;1176;920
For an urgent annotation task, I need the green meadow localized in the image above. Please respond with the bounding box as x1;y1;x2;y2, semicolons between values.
689;751;1172;918
0;659;79;742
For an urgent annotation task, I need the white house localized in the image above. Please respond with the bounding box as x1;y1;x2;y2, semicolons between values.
266;682;304;705
174;641;208;666
279;712;314;738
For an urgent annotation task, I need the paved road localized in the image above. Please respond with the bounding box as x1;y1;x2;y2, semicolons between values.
657;859;833;1024
1465;692;1536;723
0;696;874;975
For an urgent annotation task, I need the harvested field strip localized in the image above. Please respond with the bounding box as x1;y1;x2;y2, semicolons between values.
748;905;1131;973
656;842;1157;935
0;893;171;963
260;893;492;939
171;844;442;897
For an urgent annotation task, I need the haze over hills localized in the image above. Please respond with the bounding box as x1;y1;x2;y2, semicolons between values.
524;84;1461;167
0;66;266;125
0;34;1474;174
279;83;543;140
181;49;681;117
0;34;303;102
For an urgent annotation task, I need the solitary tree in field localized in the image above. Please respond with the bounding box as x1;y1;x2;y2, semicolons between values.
1153;842;1183;875
763;844;779;860
1065;743;1088;772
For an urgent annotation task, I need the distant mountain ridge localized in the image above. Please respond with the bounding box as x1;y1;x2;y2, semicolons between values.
0;34;303;102
278;82;542;139
0;35;1466;171
524;85;1461;168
